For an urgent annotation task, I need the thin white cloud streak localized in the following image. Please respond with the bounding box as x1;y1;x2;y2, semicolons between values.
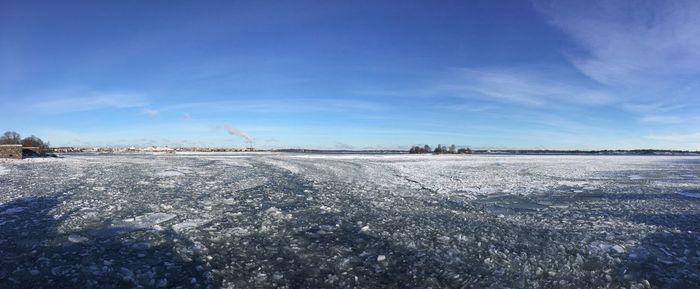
640;115;700;125
532;0;700;138
40;123;232;147
433;103;496;113
142;108;159;117
158;98;387;114
621;102;685;113
182;113;192;121
646;132;700;144
31;91;148;113
431;68;612;107
535;0;700;86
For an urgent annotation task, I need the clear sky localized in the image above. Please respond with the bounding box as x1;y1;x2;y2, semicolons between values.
1;0;699;150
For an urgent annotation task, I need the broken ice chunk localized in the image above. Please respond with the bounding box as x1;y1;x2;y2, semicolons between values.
589;242;626;255
610;245;625;254
437;236;451;243
264;207;290;219
172;219;210;233
67;234;89;243
156;171;184;177
266;207;282;216
359;225;371;233
92;213;176;238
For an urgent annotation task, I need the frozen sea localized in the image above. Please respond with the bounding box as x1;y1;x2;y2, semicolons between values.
0;153;698;288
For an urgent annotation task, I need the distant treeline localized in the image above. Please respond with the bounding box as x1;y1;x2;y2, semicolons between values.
409;144;472;154
275;147;698;156
474;149;700;155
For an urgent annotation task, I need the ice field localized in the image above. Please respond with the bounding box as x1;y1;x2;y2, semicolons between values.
0;153;699;288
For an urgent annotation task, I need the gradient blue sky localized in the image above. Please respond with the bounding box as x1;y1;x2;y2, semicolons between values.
1;0;699;149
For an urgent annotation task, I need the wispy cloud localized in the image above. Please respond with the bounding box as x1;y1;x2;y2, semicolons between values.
333;142;355;150
418;0;699;120
181;113;192;121
31;91;148;113
530;0;700;142
142;108;160;118
432;68;611;107
621;102;685;113
646;132;700;144
535;0;700;86
640;115;700;125
434;102;496;113
159;98;387;114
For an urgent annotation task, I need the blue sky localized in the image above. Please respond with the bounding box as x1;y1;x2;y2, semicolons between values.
1;0;699;150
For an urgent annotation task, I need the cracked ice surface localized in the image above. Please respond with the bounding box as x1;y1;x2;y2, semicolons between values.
0;154;699;288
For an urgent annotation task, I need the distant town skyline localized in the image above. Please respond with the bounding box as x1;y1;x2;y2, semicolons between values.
2;1;699;150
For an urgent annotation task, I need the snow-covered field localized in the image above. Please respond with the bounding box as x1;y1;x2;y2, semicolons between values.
0;153;698;288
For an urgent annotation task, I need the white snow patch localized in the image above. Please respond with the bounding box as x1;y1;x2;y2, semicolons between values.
156;171;185;177
261;158;301;174
222;227;251;237
264;207;291;220
172;219;210;233
266;207;282;216
232;177;268;191
319;205;339;213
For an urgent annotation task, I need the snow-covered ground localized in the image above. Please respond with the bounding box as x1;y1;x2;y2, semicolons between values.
0;154;698;288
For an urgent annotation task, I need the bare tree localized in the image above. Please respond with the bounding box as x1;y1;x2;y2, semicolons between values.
40;141;51;155
458;148;473;154
21;135;50;155
21;135;44;147
0;131;21;144
449;144;457;154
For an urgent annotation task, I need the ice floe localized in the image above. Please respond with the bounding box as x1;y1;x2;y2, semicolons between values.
0;153;698;288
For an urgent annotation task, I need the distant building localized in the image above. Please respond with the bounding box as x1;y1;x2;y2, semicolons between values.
142;146;175;153
0;144;22;159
